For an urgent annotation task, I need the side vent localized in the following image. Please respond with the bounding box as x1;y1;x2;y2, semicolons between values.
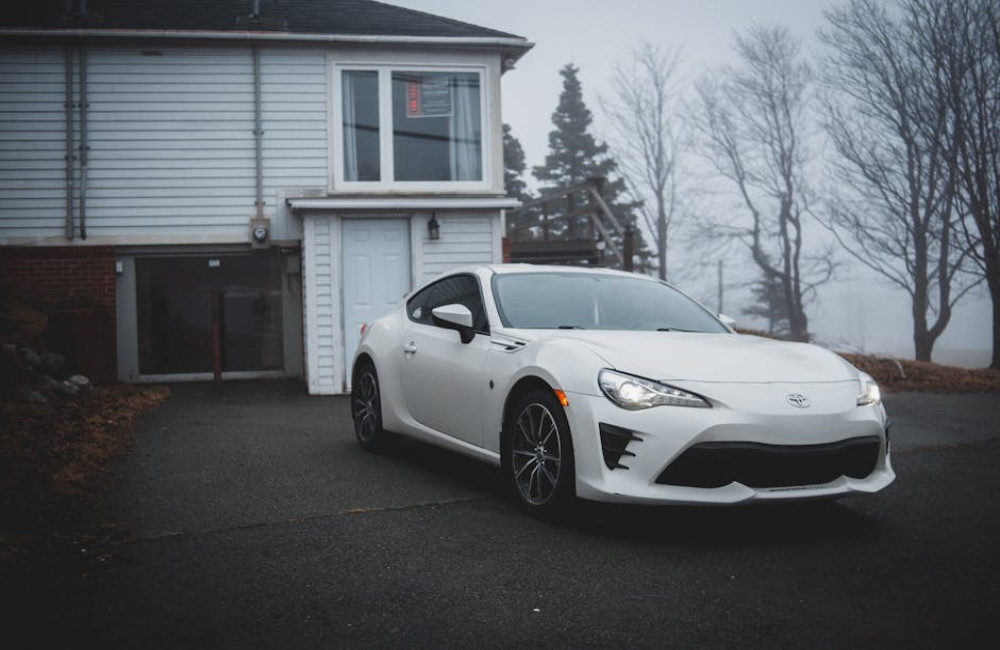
599;423;641;470
490;333;529;353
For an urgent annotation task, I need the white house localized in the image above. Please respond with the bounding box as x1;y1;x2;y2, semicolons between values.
0;0;531;394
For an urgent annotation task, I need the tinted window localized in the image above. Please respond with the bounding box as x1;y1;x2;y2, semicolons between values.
407;275;489;333
392;71;482;182
492;273;727;333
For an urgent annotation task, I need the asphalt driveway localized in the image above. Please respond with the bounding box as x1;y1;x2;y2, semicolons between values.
28;382;1000;648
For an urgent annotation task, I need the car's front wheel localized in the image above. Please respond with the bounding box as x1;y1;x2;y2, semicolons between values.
502;388;576;516
351;361;391;452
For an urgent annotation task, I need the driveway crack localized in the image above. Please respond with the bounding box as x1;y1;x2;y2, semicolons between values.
128;496;490;543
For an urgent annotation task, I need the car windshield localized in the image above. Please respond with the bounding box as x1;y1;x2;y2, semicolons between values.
492;272;729;333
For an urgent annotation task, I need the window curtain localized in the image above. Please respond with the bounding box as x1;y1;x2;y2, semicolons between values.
449;76;481;181
342;72;359;182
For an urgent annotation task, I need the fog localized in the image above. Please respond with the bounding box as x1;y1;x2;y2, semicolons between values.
390;0;992;367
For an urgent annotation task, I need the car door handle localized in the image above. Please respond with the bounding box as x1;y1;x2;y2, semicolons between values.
403;341;417;356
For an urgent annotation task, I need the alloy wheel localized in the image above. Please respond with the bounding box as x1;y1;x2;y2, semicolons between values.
511;402;563;505
353;370;379;442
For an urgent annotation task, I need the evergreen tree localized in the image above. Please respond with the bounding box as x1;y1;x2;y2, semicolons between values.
532;64;652;271
742;274;791;336
502;123;530;203
533;64;607;189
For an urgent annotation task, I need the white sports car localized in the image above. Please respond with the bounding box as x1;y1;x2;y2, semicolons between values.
351;264;894;515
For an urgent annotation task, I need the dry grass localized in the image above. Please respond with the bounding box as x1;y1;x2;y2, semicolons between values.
737;328;1000;393
838;353;1000;393
0;385;169;570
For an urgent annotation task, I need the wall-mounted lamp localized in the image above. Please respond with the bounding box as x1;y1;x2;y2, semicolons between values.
428;213;441;241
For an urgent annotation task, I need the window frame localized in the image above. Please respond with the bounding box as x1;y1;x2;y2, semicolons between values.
406;273;490;336
333;63;490;194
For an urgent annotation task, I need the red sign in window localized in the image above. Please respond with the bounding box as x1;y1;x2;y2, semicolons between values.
407;81;421;117
405;76;451;118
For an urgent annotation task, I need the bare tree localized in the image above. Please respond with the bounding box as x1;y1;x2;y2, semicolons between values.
820;0;978;362
695;26;832;342
918;0;1000;368
604;42;684;281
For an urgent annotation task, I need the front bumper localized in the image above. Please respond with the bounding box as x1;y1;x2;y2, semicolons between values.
564;382;895;505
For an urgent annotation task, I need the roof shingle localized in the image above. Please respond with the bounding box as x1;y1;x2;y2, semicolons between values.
2;0;524;40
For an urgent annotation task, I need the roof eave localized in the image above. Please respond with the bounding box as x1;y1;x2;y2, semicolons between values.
0;28;534;62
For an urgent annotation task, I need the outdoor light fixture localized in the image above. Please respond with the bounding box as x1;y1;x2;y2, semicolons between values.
428;213;441;240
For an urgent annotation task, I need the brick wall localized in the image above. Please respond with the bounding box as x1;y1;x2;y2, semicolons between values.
0;246;117;383
0;246;115;310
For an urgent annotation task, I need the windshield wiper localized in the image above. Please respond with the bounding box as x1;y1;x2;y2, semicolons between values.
558;325;586;329
657;327;695;332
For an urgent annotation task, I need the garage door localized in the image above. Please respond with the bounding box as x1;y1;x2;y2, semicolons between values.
342;218;411;382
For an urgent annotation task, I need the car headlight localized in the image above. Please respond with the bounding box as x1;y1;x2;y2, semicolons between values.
857;372;882;406
598;369;710;410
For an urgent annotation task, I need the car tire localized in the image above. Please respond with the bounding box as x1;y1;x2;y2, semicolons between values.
351;361;391;452
502;388;576;517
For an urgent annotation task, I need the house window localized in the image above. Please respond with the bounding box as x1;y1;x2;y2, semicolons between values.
342;70;380;182
339;67;485;187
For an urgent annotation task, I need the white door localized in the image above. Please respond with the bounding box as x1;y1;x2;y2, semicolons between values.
343;218;411;384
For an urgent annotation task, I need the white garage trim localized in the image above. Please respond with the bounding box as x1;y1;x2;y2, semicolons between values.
288;197;519;211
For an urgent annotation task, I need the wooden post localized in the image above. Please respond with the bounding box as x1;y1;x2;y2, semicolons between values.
211;290;222;391
566;191;576;239
624;225;634;272
586;190;596;243
717;259;724;313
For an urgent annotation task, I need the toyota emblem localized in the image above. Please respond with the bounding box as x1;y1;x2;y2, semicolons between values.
785;393;811;408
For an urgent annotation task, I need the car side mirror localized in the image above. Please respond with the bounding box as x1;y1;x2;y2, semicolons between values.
718;313;736;331
431;304;475;344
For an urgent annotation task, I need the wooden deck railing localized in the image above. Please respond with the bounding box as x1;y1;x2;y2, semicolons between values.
505;177;633;270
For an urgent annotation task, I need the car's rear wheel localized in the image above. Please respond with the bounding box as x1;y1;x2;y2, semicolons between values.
351;361;390;452
502;389;575;516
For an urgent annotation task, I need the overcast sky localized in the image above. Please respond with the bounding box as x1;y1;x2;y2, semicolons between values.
389;0;991;365
390;0;833;169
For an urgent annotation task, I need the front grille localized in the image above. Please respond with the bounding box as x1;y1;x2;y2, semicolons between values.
655;436;881;489
599;423;642;470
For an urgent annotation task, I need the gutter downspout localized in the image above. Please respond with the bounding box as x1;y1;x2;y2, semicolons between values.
252;45;263;218
78;45;88;239
64;45;75;240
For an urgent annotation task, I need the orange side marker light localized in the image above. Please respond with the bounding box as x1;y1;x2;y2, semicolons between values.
553;389;570;407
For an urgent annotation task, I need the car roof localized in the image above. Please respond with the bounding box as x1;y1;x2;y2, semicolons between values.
483;264;658;280
403;264;661;301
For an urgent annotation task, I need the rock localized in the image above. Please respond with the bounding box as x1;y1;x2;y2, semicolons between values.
54;380;81;397
41;351;67;379
68;375;92;390
17;388;48;404
19;347;41;368
0;360;16;400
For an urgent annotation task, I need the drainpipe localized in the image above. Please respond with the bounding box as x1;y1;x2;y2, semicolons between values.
252;45;263;218
64;45;75;240
78;45;88;239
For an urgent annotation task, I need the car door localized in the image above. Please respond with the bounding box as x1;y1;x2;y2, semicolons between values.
398;274;490;447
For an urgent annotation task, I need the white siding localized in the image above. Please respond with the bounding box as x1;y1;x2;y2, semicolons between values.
0;44;331;243
85;48;256;237
419;211;500;282
302;214;342;395
0;48;67;240
261;50;328;196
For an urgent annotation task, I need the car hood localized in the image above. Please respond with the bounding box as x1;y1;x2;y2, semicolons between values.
522;330;856;384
